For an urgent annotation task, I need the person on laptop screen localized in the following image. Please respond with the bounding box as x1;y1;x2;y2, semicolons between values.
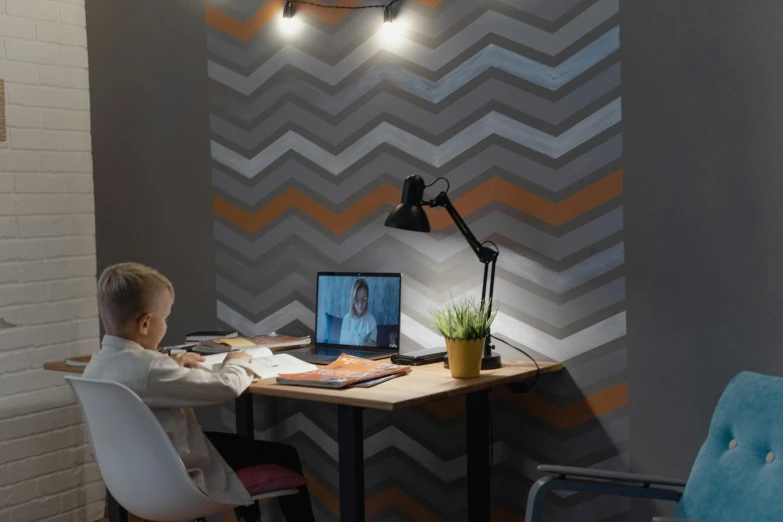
339;278;377;347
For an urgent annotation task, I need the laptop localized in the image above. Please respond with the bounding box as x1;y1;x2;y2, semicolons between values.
291;272;402;365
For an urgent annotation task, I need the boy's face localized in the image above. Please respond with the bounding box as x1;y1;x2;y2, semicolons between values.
136;289;173;350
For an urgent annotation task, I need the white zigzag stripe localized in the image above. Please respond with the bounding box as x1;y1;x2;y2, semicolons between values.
211;101;621;176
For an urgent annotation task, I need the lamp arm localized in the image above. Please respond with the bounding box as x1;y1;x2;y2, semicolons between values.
429;193;498;264
430;191;500;361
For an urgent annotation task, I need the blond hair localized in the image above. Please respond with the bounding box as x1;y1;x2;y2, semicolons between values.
349;278;369;318
98;262;174;332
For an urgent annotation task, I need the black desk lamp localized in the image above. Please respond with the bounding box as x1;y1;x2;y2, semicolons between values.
385;174;502;370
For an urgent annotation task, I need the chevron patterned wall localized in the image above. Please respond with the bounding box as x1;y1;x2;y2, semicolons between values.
204;0;626;519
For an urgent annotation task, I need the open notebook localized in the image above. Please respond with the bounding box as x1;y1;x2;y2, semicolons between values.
201;347;316;379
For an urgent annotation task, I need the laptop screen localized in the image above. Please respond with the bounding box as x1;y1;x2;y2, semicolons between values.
315;272;402;349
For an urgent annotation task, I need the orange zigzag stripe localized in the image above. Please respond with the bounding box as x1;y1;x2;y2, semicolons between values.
423;382;628;430
206;0;444;42
213;171;623;234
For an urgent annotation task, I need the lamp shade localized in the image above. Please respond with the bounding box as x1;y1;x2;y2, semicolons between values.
385;175;431;232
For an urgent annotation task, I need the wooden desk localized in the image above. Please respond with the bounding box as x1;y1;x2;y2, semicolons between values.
46;358;562;521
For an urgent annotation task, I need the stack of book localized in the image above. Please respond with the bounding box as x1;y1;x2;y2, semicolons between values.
193;335;311;354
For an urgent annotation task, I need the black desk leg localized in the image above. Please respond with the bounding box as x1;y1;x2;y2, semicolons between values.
466;389;491;521
235;394;255;439
338;405;365;522
107;489;128;522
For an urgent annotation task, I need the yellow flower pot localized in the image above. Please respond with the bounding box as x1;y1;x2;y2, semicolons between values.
445;338;485;378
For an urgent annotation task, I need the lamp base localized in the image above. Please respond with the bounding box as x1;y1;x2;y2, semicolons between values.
443;353;502;370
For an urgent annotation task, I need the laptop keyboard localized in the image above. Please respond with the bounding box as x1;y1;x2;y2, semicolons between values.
313;348;375;358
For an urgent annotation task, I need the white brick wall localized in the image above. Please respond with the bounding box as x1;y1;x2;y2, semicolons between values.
0;0;103;521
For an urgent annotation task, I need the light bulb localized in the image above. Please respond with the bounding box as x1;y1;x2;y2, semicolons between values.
280;1;298;34
280;16;298;34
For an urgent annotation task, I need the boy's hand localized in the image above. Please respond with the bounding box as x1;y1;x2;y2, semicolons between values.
172;352;206;369
224;351;252;364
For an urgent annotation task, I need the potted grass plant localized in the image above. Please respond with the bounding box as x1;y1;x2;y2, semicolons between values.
431;297;498;378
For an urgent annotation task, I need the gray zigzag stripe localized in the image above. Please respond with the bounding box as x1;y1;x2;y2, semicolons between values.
221;408;623;485
208;58;619;124
267;387;625;448
536;346;626;396
216;296;625;361
216;283;620;333
209;103;613;162
207;0;617;68
214;210;623;262
212;221;622;273
207;28;618;95
399;277;624;329
210;101;620;175
401;294;624;341
212;236;624;303
211;64;620;131
283;404;627;463
216;271;622;329
209;78;619;150
210;96;619;159
224;381;626;446
211;136;621;203
214;241;624;296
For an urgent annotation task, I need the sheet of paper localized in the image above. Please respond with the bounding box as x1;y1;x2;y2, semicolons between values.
201;346;273;369
243;347;274;358
247;354;316;379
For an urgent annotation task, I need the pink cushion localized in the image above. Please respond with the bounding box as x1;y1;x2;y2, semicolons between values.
236;464;306;496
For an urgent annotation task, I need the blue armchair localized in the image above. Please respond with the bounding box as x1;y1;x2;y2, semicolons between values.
526;372;783;522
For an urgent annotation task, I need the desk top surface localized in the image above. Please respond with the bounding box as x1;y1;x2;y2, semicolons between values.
44;358;562;411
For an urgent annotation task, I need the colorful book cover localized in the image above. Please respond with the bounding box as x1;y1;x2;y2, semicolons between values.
276;354;411;389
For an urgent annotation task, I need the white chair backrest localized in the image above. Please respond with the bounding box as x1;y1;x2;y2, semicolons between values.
66;376;229;521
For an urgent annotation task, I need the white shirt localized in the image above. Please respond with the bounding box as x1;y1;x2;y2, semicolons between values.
339;312;378;346
83;336;255;507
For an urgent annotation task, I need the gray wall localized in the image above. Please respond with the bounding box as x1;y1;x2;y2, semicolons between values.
88;0;218;343
623;0;783;516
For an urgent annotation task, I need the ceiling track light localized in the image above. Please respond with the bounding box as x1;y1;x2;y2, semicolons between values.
281;0;398;25
283;1;295;19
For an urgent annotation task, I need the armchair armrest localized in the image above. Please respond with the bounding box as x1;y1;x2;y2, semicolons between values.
525;465;685;522
538;465;687;488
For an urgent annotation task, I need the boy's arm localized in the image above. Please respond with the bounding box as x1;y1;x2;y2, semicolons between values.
141;354;254;408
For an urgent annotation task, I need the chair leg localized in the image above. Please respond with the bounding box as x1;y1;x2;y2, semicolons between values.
525;477;555;522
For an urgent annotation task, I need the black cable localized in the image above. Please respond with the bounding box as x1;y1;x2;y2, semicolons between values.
425;176;450;194
289;0;399;9
481;240;499;254
491;335;540;390
486;337;540;488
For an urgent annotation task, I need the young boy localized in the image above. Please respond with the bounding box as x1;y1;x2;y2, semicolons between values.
84;263;315;522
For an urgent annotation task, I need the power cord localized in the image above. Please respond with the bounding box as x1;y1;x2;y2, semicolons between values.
487;335;540;483
491;335;540;392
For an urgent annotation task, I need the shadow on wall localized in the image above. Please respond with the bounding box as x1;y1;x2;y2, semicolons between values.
193;344;629;522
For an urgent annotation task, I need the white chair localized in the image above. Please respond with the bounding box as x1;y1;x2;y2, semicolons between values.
66;376;299;521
